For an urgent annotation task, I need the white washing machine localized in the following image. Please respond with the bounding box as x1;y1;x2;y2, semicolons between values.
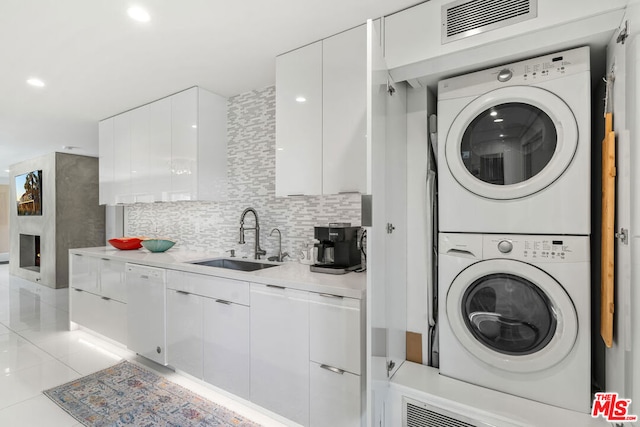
438;233;591;413
437;47;590;234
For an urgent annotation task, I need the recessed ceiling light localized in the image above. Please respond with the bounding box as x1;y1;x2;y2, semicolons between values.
494;118;504;123
27;78;45;88
127;6;150;22
295;96;307;103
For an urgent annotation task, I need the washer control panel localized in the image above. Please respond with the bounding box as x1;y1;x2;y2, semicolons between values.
484;234;589;263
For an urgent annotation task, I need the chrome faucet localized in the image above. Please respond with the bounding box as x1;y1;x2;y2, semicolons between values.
269;228;289;262
239;208;266;260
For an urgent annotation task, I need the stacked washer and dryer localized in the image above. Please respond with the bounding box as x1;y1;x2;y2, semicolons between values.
436;47;592;413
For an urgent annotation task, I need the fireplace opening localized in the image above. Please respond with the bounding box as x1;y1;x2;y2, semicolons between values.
19;234;41;272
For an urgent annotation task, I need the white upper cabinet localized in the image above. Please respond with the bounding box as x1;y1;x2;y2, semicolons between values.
130;105;152;202
148;97;172;201
98;87;227;205
170;88;198;201
98;118;114;206
275;41;323;197
322;25;367;195
113;112;134;204
276;25;367;196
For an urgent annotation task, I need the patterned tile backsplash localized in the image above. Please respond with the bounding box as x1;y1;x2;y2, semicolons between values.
125;86;362;260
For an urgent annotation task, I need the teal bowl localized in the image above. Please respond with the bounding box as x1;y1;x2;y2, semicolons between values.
141;239;176;253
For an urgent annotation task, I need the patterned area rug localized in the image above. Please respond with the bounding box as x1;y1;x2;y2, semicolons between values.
43;360;262;427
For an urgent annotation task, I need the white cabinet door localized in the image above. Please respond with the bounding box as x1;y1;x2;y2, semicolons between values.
203;298;250;399
130;105;153;202
148;97;172;201
70;254;99;293
99;258;127;303
310;361;361;427
275;41;323;196
322;24;367;195
196;90;228;201
113;112;134;204
250;284;310;425
309;293;361;375
166;289;203;378
98;118;114;205
171;87;198;201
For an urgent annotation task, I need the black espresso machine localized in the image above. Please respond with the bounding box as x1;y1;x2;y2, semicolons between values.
310;223;361;274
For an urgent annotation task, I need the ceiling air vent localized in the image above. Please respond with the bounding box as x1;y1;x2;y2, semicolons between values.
442;0;537;44
402;397;495;427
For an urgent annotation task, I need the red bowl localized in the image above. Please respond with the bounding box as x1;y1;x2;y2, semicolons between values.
108;237;143;250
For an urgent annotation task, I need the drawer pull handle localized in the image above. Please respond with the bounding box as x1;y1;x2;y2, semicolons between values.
176;290;190;295
101;296;111;301
73;254;82;257
319;293;343;299
287;194;305;197
101;258;110;261
320;364;345;375
266;285;285;290
215;299;232;305
74;288;83;292
338;191;360;194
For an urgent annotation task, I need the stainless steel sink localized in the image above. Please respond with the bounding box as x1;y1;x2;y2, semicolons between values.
190;258;279;272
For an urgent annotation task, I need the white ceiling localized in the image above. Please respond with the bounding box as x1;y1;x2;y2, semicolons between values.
0;0;420;183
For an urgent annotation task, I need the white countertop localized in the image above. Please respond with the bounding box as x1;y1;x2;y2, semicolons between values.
70;246;366;299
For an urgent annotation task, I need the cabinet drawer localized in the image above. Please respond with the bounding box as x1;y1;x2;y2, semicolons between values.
70;288;127;343
99;258;127;302
310;361;361;427
167;270;249;305
309;292;361;375
70;254;99;293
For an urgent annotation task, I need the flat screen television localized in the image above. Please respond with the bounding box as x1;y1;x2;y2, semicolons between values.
16;170;42;216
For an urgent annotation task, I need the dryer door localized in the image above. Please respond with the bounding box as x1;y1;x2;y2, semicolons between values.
445;86;578;200
446;259;578;373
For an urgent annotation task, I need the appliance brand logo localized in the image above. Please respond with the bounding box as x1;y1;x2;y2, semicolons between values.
591;392;638;422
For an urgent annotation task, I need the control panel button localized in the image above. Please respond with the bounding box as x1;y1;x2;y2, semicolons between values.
497;240;513;253
497;69;513;82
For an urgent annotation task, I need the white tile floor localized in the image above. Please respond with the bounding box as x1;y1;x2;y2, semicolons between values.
0;264;289;427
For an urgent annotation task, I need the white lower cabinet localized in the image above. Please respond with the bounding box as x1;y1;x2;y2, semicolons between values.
167;288;203;378
203;298;250;400
70;288;127;343
69;254;127;343
166;270;250;399
310;361;361;427
250;284;310;426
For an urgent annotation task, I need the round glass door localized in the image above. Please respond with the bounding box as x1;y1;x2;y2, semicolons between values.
447;259;578;373
463;273;557;356
446;86;578;200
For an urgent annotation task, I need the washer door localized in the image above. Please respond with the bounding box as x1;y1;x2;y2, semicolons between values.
445;86;578;200
447;259;578;373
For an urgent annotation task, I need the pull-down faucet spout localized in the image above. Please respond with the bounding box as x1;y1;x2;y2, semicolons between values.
239;207;266;260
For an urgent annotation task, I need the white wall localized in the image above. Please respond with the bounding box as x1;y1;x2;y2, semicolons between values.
0;184;8;261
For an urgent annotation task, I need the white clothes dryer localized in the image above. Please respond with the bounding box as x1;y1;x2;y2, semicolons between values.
438;233;591;413
437;47;590;235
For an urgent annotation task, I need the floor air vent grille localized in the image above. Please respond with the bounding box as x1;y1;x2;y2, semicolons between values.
403;397;489;427
442;0;537;44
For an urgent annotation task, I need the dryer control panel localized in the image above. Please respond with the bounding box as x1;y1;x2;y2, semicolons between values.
483;234;590;263
438;46;590;101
